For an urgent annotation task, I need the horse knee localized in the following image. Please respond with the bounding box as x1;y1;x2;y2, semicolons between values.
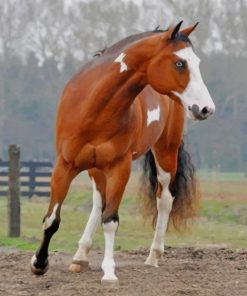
43;203;61;234
157;192;173;213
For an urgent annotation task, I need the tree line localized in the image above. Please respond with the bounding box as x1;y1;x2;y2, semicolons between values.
0;0;246;172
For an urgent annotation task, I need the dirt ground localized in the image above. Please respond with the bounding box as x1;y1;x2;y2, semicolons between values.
0;247;247;296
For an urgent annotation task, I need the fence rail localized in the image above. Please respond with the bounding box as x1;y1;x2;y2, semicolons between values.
0;159;53;198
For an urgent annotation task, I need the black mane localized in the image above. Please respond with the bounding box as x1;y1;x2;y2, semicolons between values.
94;27;192;58
94;28;167;57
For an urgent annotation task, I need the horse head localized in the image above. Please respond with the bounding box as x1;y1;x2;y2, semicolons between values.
147;21;215;120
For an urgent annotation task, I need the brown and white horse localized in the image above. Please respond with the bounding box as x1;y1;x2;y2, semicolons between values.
31;21;215;284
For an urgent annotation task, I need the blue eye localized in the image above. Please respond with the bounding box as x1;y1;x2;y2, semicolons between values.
175;60;185;68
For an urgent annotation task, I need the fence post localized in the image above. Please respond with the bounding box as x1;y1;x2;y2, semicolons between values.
8;144;21;237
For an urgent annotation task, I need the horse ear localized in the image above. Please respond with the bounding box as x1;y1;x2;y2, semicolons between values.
169;20;183;40
180;22;199;36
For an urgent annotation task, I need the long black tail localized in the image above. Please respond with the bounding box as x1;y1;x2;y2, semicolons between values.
140;141;199;230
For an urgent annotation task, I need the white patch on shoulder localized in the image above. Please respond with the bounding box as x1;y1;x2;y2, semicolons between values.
43;203;59;230
114;52;128;73
147;105;160;126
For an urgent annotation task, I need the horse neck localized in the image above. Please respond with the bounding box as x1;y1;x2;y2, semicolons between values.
91;35;160;115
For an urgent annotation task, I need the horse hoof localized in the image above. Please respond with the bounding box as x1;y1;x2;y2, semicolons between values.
69;260;89;273
101;278;119;287
30;255;49;275
144;258;159;268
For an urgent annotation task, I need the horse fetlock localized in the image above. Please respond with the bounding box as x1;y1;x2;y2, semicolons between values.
72;246;90;266
101;258;116;271
101;258;116;279
101;262;118;285
30;254;49;275
145;248;163;267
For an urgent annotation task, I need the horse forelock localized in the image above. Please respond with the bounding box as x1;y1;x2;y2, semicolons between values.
171;32;192;46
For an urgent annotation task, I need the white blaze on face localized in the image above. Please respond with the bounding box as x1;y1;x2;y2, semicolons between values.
43;203;59;230
147;105;160;126
114;52;128;72
172;47;215;119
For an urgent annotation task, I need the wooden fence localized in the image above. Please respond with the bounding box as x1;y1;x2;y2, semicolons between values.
0;157;53;198
2;145;53;237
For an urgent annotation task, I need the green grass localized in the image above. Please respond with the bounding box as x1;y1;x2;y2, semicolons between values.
198;171;246;181
1;179;247;252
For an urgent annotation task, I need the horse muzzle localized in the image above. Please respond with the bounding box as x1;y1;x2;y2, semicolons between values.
188;104;215;120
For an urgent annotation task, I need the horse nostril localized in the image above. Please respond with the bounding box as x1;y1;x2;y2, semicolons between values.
201;107;209;115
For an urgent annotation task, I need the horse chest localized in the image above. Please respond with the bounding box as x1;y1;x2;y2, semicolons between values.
72;136;132;170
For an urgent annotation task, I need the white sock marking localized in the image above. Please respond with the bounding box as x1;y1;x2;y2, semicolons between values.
72;178;102;262
114;52;128;73
43;203;59;230
31;254;37;266
101;221;118;281
147;105;160;126
145;166;173;267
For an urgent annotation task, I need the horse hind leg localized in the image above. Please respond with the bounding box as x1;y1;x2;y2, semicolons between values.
69;169;105;273
145;150;176;267
31;156;79;275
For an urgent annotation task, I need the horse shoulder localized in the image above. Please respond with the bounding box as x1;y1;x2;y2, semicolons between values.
130;87;168;158
155;99;184;153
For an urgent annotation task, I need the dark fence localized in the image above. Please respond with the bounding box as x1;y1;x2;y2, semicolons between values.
0;159;53;198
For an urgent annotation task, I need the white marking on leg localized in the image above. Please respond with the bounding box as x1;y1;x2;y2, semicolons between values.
145;166;173;267
72;178;102;263
114;52;128;73
101;221;118;282
43;203;59;230
31;254;37;266
147;105;160;126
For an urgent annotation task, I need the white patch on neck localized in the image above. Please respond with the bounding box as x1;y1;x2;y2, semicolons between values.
43;203;59;230
114;52;128;73
172;47;215;119
147;105;160;126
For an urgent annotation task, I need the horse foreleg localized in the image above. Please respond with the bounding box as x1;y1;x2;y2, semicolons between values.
69;169;105;273
31;156;78;275
145;152;176;267
101;154;131;284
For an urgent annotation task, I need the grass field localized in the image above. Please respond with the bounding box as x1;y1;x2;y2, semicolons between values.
0;171;247;253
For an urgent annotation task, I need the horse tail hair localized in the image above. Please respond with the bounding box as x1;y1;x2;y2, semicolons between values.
140;150;158;228
169;141;199;230
140;141;199;231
